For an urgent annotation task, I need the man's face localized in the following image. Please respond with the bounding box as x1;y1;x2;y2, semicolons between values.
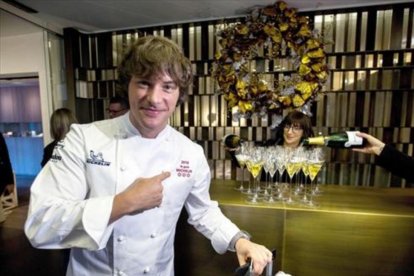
108;103;128;118
128;74;179;138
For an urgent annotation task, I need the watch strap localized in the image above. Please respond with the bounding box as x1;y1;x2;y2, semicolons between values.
229;230;251;251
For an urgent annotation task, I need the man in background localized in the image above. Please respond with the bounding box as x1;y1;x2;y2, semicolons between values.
107;96;129;118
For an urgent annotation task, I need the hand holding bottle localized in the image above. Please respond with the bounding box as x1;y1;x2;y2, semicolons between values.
352;132;385;156
235;239;273;276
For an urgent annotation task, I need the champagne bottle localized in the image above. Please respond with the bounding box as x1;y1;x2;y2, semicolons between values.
302;131;367;148
222;134;243;150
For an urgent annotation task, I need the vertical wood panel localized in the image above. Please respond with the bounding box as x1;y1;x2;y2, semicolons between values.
65;3;414;187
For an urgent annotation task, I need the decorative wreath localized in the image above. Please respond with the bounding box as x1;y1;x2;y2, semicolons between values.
212;1;329;118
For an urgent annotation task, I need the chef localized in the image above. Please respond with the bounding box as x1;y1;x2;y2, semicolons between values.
25;35;272;276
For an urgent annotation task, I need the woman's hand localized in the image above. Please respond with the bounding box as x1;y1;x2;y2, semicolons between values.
352;132;385;156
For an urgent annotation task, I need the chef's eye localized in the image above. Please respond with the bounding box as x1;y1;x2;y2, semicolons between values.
162;83;177;93
136;80;150;89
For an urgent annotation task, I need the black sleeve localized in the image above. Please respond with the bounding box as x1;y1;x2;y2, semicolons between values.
41;141;57;167
376;145;414;182
0;134;14;193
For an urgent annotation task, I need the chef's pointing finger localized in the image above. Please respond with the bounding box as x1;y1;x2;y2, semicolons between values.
155;171;171;181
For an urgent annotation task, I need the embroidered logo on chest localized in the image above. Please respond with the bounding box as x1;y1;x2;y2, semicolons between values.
176;160;192;177
86;150;111;166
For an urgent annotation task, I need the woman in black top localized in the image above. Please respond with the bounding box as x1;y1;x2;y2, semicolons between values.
264;110;314;148
41;108;78;167
353;132;413;182
226;110;314;150
226;110;315;182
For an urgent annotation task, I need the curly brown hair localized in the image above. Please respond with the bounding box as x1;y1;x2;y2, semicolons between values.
117;36;193;105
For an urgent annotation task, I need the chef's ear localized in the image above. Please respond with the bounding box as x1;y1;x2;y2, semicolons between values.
176;92;187;106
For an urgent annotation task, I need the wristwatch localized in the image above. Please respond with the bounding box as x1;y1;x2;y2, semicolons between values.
229;230;252;251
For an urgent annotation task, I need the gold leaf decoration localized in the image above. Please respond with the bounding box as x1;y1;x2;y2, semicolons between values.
211;1;329;117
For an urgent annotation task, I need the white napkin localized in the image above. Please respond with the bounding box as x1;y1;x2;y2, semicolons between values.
275;271;292;276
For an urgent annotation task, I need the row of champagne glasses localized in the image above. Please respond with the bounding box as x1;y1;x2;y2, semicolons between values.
234;143;325;207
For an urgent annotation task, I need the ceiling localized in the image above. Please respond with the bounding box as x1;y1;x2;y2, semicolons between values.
1;0;413;36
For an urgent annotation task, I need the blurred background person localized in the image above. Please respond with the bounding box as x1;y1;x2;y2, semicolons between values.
41;108;78;167
107;96;129;118
0;132;15;223
0;133;14;196
353;132;413;182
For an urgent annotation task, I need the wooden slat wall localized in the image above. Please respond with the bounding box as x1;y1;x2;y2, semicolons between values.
64;3;414;187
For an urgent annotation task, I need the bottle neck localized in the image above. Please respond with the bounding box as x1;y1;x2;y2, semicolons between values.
223;134;241;149
306;136;326;146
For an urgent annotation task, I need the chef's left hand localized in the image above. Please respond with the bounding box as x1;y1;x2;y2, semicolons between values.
235;238;272;275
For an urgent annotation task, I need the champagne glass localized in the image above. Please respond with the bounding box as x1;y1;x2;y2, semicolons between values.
261;158;270;196
274;146;287;200
300;149;311;204
285;149;301;204
234;142;249;191
307;148;325;206
263;148;277;203
242;143;254;195
292;147;306;196
310;147;325;195
246;146;264;204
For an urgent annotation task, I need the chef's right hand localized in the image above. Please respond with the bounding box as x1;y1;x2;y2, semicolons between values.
109;171;171;223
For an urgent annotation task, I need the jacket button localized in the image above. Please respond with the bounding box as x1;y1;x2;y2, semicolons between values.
117;235;125;242
120;166;126;171
150;233;156;238
143;267;150;273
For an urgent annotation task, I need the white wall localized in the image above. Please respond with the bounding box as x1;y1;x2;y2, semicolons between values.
0;23;53;144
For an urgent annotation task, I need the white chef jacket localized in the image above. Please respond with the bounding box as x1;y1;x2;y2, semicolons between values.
24;113;240;276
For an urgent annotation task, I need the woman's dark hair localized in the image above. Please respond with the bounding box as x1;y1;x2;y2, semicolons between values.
272;110;314;145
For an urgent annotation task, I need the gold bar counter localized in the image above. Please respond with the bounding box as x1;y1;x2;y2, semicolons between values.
174;180;414;276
